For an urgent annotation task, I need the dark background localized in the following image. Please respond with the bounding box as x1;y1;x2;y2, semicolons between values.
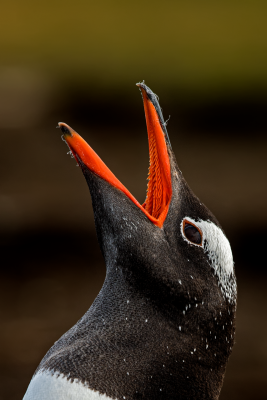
0;1;267;399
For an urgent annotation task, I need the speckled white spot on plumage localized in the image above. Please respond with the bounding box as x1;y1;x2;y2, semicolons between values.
181;217;237;303
23;369;115;400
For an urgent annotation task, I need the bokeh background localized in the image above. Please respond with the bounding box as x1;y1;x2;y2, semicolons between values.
1;1;267;399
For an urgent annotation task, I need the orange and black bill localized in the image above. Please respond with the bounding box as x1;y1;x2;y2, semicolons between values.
59;83;172;228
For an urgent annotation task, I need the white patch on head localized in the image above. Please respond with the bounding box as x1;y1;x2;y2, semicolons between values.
181;217;237;303
23;369;115;400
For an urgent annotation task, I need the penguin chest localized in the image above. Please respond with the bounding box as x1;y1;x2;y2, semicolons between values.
23;369;115;400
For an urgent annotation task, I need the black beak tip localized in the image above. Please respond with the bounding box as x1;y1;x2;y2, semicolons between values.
136;82;171;148
136;81;160;105
136;81;155;101
57;122;72;137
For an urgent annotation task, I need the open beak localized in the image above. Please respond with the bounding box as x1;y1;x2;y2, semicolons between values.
59;83;172;228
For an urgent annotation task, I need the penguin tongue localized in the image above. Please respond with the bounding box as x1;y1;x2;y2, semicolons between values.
137;85;172;220
59;88;172;228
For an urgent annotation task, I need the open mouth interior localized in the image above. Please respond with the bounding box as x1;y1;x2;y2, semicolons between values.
143;116;170;219
59;84;172;227
141;108;171;223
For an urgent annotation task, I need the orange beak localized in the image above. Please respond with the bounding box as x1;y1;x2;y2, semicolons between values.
59;83;172;228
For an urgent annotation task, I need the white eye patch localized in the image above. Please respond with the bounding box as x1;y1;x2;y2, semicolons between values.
181;217;237;303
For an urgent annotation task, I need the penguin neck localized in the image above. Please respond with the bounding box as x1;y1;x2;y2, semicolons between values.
89;264;152;324
83;266;228;400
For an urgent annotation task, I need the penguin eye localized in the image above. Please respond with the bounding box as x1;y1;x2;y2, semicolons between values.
183;222;202;245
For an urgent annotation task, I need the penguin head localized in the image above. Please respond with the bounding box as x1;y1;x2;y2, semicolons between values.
59;82;236;349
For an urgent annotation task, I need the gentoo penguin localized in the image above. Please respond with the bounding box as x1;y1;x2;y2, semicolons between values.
23;83;237;400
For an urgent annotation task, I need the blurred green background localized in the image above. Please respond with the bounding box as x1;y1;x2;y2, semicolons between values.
1;1;267;399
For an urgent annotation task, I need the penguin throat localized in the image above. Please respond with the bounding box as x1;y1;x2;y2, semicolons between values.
142;129;171;220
